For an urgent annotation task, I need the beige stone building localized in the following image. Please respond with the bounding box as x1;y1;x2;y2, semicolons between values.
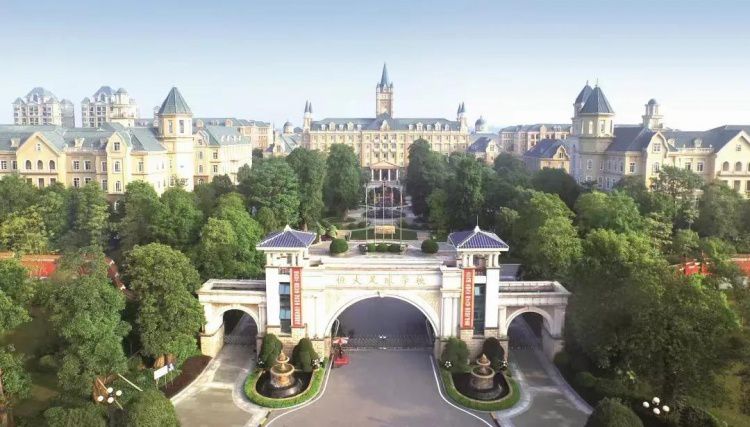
0;87;254;195
523;138;571;173
567;83;750;196
302;64;474;180
12;88;75;127
467;117;502;164
500;123;570;156
82;86;140;128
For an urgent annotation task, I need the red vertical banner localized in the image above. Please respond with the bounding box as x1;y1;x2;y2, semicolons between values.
291;267;303;328
461;268;474;329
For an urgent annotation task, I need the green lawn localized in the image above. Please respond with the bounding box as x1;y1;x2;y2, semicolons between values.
349;228;418;241
1;307;61;419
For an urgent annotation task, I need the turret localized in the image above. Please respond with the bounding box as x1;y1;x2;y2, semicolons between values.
375;63;394;116
157;87;195;190
576;85;614;138
457;102;468;131
303;100;313;131
474;116;487;133
642;98;663;130
571;81;593;136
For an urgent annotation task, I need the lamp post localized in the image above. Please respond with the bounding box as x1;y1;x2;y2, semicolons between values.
94;377;123;410
642;396;670;417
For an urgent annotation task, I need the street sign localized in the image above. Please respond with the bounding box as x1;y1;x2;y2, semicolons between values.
153;365;169;380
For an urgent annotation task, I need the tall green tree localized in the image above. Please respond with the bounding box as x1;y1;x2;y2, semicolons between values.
405;139;447;217
0;260;31;425
493;153;531;187
0;175;37;221
36;183;72;249
156;187;203;251
695;181;744;242
286;148;326;229
650;165;702;229
195;218;245;279
254;207;278;235
211;193;264;277
65;181;109;248
211;174;235;197
446;154;485;228
0;207;48;254
119;181;164;253
240;158;300;226
125;388;179;427
324;144;362;218
44;405;106;427
531;167;581;209
46;250;129;397
126;244;203;365
426;189;450;236
513;189;574;252
522;216;582;281
574;191;643;234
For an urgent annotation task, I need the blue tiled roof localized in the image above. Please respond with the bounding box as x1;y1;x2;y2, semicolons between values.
525;138;566;158
258;226;316;248
158;87;191;115
448;227;509;250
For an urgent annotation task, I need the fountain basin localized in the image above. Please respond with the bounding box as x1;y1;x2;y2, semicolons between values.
452;372;508;401
256;371;310;399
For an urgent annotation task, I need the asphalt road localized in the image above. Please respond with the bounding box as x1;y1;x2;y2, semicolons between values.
267;350;492;427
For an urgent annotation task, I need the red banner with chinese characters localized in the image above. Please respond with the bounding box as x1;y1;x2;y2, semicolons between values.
461;268;474;329
291;267;303;328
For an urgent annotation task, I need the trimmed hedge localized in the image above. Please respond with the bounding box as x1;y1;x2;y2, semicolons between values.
439;368;521;411
585;398;643;427
388;243;401;253
258;334;282;369
481;337;505;370
244;360;327;408
329;238;349;254
376;243;388;252
421;239;439;254
292;338;320;373
366;243;377;252
440;337;469;373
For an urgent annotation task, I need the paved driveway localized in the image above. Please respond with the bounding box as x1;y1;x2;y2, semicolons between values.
268;350;492;427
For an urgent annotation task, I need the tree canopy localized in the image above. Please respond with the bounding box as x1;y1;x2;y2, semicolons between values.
286;148;326;229
240;158;300;226
324;144;362;217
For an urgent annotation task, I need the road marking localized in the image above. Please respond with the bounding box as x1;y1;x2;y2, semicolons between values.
428;355;494;427
265;358;334;426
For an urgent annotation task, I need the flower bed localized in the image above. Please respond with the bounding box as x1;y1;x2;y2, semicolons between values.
244;359;328;409
439;368;521;411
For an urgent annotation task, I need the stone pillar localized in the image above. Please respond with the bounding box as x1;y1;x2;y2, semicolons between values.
371;168;374;181
379;169;383;181
396;169;399;180
265;267;281;327
200;323;225;357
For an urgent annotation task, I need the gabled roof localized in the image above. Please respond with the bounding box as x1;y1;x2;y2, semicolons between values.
525;138;567;158
158;87;192;115
448;226;509;250
467;135;499;153
312;114;459;131
258;225;317;249
579;86;614;115
606;125;655;152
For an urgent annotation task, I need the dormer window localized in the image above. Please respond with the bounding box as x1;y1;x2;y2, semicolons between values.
652;143;661;153
113;142;121;151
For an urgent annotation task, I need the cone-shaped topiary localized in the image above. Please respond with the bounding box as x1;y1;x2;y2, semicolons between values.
421;239;439;254
292;338;320;373
258;333;282;369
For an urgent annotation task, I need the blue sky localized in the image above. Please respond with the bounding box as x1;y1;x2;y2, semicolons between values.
1;0;749;130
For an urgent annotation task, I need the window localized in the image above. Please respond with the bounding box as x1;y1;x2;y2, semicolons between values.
198;165;203;173
84;160;91;171
73;178;80;188
652;162;660;173
279;283;291;334
685;162;692;171
138;161;144;172
653;144;661;153
212;165;218;173
24;160;32;170
697;162;704;172
599;121;605;134
101;161;107;172
0;161;6;170
473;282;486;335
115;181;122;192
11;161;16;170
37;160;43;170
629;162;636;173
37;178;44;188
723;161;730;172
114;161;121;172
113;142;120;151
50;178;56;185
736;161;743;172
49;160;55;171
737;144;742;152
168;121;174;133
73;160;80;170
587;159;592;170
734;180;741;191
36;143;41;152
198;151;203;160
212;151;218;160
746;181;750;193
588;121;593;134
179;120;185;134
101;179;107;191
84;177;92;184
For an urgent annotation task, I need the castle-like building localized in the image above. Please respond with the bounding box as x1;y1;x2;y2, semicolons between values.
0;87;254;195
564;83;750;195
302;64;487;179
82;86;140;128
12;88;75;127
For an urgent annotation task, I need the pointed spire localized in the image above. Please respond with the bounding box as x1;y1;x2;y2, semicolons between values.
379;62;390;87
308;102;313;114
158;87;191;115
574;81;593;105
580;86;614;115
304;100;309;113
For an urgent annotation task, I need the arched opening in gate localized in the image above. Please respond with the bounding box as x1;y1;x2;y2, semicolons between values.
507;311;551;352
221;309;259;349
330;296;436;349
